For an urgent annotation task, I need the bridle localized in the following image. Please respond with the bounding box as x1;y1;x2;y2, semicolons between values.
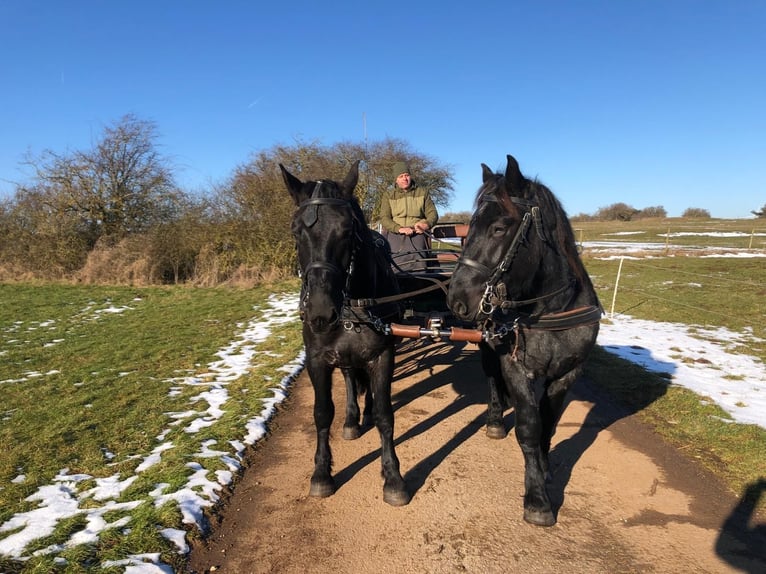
296;181;359;319
457;194;571;317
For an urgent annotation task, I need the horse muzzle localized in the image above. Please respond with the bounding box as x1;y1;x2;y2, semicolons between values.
447;283;483;323
302;292;343;334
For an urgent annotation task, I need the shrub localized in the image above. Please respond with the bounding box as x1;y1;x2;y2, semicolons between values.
682;207;711;218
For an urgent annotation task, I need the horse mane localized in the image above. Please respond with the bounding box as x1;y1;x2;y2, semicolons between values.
475;170;593;293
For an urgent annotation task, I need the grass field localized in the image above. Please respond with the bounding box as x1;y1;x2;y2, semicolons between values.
0;281;304;572
0;217;764;571
578;217;766;515
574;217;766;251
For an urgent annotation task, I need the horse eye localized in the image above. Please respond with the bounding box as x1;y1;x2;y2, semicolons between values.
491;225;506;236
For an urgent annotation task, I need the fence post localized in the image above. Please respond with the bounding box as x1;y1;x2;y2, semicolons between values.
749;229;755;249
610;257;625;319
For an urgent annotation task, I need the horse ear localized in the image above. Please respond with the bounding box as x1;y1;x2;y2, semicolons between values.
504;155;526;196
280;164;309;206
481;163;494;183
341;160;360;198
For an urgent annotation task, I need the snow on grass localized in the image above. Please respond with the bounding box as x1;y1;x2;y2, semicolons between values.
0;293;303;572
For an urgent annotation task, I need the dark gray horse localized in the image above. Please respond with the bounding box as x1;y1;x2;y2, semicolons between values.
281;160;410;506
447;155;602;525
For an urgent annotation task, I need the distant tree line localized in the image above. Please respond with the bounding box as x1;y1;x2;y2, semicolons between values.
0;115;454;285
571;203;717;222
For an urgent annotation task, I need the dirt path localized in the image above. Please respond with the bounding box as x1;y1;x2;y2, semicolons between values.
187;339;765;574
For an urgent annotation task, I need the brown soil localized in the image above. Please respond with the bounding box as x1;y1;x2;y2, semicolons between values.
187;339;766;574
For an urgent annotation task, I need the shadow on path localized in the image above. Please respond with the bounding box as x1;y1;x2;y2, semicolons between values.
548;346;675;518
715;478;766;573
336;342;675;514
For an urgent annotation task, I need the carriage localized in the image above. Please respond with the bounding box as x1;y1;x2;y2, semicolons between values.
385;221;482;343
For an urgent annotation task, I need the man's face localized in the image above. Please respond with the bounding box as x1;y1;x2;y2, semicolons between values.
395;173;411;189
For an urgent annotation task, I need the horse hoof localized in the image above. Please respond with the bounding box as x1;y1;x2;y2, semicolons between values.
523;508;556;527
342;425;361;440
309;479;335;498
486;424;507;439
383;488;411;507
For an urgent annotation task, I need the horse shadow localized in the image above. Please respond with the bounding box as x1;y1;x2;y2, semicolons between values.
334;342;674;507
333;338;502;494
715;479;766;572
547;344;675;516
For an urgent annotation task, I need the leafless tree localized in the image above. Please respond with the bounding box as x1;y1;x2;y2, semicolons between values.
20;114;183;244
209;138;455;272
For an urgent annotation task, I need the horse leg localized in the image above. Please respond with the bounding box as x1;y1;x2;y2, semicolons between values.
481;343;508;439
341;368;373;439
509;370;556;526
307;360;336;498
361;371;374;429
539;369;579;477
340;368;362;440
370;348;410;506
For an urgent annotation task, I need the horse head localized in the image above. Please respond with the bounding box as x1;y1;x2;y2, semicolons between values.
281;161;360;334
448;154;576;323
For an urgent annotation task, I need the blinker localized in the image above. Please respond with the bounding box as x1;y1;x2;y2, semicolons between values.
301;180;325;227
302;205;318;227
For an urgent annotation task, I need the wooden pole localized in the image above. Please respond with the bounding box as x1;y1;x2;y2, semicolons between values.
610;257;624;319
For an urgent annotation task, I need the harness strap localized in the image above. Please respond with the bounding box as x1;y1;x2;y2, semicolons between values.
303;261;345;276
512;305;603;331
493;279;575;310
488;210;534;285
346;275;450;308
301;197;349;207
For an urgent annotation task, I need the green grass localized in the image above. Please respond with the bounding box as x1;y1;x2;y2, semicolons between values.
585;256;766;356
0;280;303;572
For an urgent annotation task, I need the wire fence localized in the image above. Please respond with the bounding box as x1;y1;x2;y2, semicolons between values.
603;255;766;337
574;225;766;254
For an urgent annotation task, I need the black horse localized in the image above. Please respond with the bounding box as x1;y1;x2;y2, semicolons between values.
447;155;602;526
280;160;410;506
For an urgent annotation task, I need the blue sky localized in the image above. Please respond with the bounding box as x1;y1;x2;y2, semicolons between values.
1;1;764;218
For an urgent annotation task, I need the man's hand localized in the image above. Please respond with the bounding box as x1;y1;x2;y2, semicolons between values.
398;227;415;236
414;222;430;234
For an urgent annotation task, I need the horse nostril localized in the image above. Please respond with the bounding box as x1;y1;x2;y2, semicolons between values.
448;297;466;318
309;309;339;333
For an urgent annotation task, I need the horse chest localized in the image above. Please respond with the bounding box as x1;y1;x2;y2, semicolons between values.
311;334;383;368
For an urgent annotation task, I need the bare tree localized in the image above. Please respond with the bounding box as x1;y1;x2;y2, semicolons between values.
637;205;667;219
20;114;183;243
751;203;766;218
594;202;641;221
208;138;455;275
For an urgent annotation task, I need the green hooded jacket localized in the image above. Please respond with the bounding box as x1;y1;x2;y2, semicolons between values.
379;184;439;233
